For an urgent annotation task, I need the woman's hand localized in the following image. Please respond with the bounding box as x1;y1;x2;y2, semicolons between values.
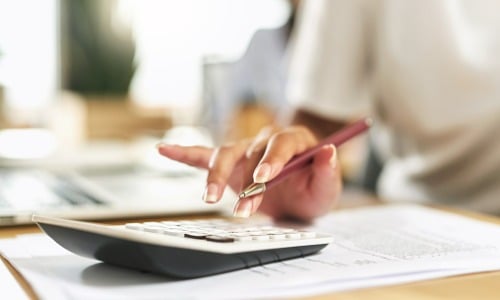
157;125;342;221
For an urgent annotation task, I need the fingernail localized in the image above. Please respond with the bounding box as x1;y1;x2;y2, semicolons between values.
253;163;272;183
233;201;252;218
203;183;219;203
156;142;166;150
329;145;337;169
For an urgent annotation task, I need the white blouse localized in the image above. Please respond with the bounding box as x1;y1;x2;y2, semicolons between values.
288;0;500;214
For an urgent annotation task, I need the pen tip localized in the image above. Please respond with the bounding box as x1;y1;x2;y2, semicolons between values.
238;192;246;198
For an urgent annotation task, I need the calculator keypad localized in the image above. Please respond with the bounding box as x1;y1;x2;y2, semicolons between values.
125;219;316;243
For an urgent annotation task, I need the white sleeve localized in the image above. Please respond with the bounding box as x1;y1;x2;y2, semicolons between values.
287;0;374;121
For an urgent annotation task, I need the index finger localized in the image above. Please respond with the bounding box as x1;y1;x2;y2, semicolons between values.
253;127;317;183
157;144;213;169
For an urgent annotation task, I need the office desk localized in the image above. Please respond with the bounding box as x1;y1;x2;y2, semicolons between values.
2;199;500;300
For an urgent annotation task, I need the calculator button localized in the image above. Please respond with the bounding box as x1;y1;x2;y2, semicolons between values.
181;225;199;229
206;235;235;243
205;230;226;235
285;233;302;239
143;226;164;233
239;227;256;231
184;232;207;239
162;230;185;237
299;231;316;238
186;229;207;234
227;228;247;233
125;223;143;230
230;232;248;237
232;235;253;242
264;230;282;235
252;235;270;241
270;234;286;240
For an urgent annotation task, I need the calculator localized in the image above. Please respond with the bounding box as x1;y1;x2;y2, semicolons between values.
32;215;332;278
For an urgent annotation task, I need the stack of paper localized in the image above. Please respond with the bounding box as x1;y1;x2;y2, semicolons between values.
2;204;500;299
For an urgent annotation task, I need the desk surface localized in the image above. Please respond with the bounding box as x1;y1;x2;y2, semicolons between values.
2;197;500;300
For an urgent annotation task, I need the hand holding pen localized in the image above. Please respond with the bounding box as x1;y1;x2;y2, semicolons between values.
157;118;371;221
239;118;372;198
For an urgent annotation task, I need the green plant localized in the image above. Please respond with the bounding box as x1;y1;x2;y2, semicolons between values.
64;0;136;97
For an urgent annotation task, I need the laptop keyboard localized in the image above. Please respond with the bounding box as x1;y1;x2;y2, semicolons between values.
0;169;104;210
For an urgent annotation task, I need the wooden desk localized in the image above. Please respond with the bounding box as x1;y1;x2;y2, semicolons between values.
2;202;500;300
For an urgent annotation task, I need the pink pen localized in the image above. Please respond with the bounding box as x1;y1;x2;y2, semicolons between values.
238;118;373;198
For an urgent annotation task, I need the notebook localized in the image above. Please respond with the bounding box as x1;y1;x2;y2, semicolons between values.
0;167;233;226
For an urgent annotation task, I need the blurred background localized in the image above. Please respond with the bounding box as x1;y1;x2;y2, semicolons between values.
0;0;365;181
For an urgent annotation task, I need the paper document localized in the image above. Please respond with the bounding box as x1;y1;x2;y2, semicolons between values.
2;204;500;299
0;256;29;300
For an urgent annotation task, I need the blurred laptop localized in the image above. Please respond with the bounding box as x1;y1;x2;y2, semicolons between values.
0;129;234;226
0;168;234;226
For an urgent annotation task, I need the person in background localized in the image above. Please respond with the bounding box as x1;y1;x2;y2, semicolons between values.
202;0;299;143
158;0;500;221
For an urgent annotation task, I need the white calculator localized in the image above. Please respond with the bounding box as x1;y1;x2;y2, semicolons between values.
32;215;332;278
